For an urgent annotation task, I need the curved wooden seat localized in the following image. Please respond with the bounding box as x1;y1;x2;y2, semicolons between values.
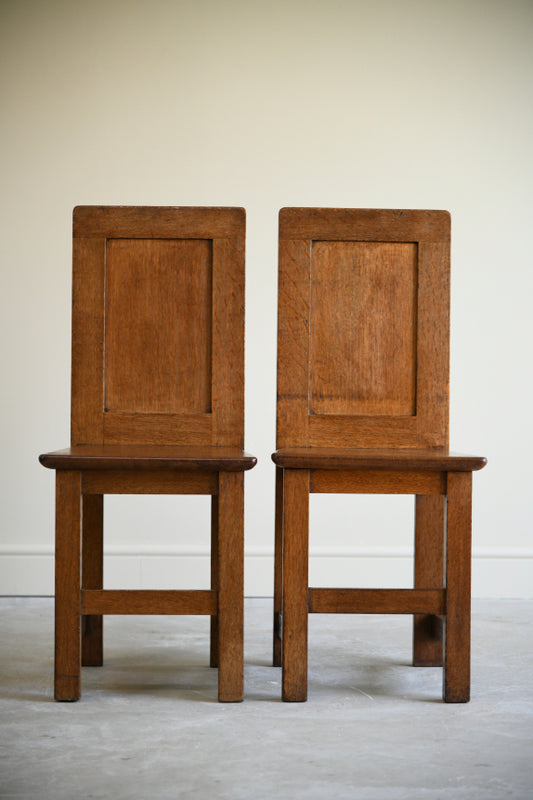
272;448;486;472
40;446;257;472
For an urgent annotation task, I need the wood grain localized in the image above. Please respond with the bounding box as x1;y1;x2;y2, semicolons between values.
55;471;82;701
310;469;445;495
210;495;219;669
273;209;484;703
413;495;445;667
310;242;417;416
44;206;253;703
279;208;450;242
74;205;245;239
308;415;420;449
102;413;213;446
273;466;284;667
81;590;217;615
415;241;450;447
41;445;257;472
272;448;486;472
82;470;217;495
308;588;445;615
444;471;472;702
275;207;451;450
212;237;245;447
81;494;103;667
282;469;310;702
105;238;212;415
217;472;244;702
70;206;246;448
276;239;311;448
71;237;105;445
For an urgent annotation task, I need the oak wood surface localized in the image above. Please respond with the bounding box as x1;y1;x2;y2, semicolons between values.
43;206;253;703
310;469;446;495
104;238;212;415
274;208;485;703
310;242;417;416
276;207;451;450
70;207;246;447
40;446;257;471
217;472;244;702
210;495;219;668
55;471;82;701
308;415;421;449
444;472;472;702
415;241;450;447
102;413;213;446
81;590;217;615
413;495;445;667
81;470;218;496
273;467;284;667
279;208;450;241
74;205;245;239
81;494;103;667
71;237;105;445
308;588;445;615
273;448;486;471
276;239;311;448
212;237;245;448
282;469;310;702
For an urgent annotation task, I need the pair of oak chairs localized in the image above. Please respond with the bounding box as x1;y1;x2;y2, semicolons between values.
40;206;486;704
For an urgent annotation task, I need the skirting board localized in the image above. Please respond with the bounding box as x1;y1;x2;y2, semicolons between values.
0;548;532;598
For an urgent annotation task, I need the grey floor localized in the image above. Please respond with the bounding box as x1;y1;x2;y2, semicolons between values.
1;598;532;800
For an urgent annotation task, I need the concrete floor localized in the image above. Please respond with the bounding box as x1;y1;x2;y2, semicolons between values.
1;598;532;800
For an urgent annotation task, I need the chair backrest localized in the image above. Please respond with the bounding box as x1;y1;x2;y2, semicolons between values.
71;206;245;447
276;208;450;450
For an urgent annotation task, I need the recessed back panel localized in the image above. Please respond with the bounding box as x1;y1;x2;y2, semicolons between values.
310;241;417;417
105;239;212;415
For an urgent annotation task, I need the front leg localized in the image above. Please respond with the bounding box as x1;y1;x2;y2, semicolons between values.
82;493;103;666
282;469;310;702
444;472;473;702
217;471;244;702
55;471;82;701
273;467;284;667
413;494;445;666
210;494;219;668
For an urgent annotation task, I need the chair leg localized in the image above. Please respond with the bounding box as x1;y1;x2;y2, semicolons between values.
273;466;284;667
217;471;244;702
413;495;444;666
210;494;219;668
282;469;310;702
82;494;103;667
55;471;82;701
444;472;472;702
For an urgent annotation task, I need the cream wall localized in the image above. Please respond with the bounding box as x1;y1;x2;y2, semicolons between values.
1;0;532;596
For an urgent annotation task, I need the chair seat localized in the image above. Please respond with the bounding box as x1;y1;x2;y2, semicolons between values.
272;447;486;472
40;445;257;472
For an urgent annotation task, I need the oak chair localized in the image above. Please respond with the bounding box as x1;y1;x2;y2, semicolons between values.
272;208;486;702
40;206;256;702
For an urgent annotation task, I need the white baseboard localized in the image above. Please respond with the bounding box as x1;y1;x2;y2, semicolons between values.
1;547;532;598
